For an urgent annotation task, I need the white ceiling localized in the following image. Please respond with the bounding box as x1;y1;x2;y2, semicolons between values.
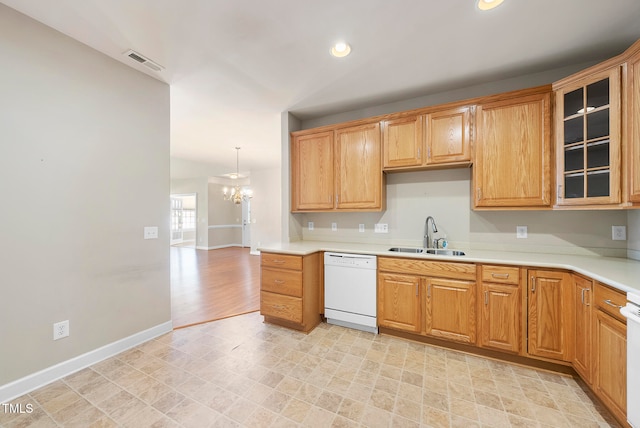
3;0;640;177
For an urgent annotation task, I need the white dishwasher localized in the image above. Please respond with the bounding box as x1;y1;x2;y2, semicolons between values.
324;252;378;333
621;291;640;428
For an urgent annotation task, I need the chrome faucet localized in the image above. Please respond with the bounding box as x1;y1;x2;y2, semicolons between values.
424;216;438;249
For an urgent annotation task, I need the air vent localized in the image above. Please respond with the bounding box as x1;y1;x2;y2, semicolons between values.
123;49;164;72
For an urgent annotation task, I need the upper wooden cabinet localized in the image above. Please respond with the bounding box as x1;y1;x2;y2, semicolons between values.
382;106;473;171
626;41;640;204
291;122;384;212
554;68;622;206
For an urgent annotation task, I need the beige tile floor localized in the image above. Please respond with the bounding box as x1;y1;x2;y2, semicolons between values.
0;312;621;428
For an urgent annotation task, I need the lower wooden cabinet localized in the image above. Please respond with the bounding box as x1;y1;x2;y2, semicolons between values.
260;252;320;332
527;270;572;362
572;274;593;384
425;277;476;344
378;273;421;332
478;265;521;354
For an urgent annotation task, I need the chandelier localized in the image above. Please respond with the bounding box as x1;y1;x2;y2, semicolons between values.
222;147;253;204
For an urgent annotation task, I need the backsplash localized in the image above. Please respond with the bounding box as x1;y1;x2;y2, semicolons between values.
297;169;629;257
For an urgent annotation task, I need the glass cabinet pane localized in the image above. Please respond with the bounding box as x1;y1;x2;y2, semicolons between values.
564;88;583;118
565;174;584;199
587;141;609;169
564;116;583;144
586;78;609;109
586;109;609;140
564;146;583;172
587;171;609;197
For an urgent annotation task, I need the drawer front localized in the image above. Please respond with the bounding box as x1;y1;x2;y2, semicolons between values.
481;265;520;285
594;282;626;322
378;257;476;280
261;253;302;270
261;267;303;297
261;291;302;323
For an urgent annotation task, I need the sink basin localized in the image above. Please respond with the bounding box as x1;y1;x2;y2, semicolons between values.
388;247;424;253
424;249;466;256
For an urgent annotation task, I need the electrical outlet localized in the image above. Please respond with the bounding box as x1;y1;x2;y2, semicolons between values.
53;320;69;340
308;222;314;231
359;224;365;233
374;224;388;233
144;226;158;239
612;225;627;240
331;222;337;231
516;226;528;239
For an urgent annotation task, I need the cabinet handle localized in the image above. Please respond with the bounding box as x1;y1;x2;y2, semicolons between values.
272;260;285;265
427;147;431;159
427;284;431;298
476;188;481;201
557;184;562;199
415;282;419;296
491;273;509;279
272;304;285;310
581;288;590;306
274;279;285;285
603;299;622;309
336;195;339;204
530;276;536;293
417;148;421;159
484;291;488;305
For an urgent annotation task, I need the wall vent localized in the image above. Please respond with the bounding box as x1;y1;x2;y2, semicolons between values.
123;49;164;72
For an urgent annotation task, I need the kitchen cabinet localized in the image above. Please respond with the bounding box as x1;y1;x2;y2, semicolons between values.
378;272;421;333
593;282;627;424
291;122;383;212
572;274;593;384
382;106;473;172
474;87;552;209
479;265;521;354
627;43;640;203
527;269;572;362
425;276;476;344
260;252;321;332
378;257;476;344
554;68;622;206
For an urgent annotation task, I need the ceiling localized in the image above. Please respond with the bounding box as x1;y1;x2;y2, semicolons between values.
3;0;640;177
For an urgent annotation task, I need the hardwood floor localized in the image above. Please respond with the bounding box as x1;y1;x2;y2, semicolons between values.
170;246;260;328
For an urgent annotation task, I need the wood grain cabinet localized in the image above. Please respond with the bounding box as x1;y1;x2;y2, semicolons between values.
291;122;383;212
425;276;476;344
527;269;572;362
592;282;627;423
382;106;472;171
572;274;593;384
626;41;640;203
478;265;521;354
554;68;622;206
474;88;552;209
260;252;320;332
378;272;421;333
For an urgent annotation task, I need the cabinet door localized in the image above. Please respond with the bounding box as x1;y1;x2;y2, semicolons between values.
335;122;383;210
474;92;551;208
555;68;621;206
573;275;592;384
527;270;571;361
593;310;627;422
425;277;476;344
382;116;423;169
480;283;520;353
291;131;334;211
628;50;640;202
378;273;421;332
425;106;472;165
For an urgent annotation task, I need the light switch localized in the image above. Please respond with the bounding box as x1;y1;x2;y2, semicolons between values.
144;226;158;239
516;226;527;239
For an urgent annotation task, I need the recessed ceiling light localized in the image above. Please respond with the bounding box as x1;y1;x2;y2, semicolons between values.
331;42;351;58
477;0;505;11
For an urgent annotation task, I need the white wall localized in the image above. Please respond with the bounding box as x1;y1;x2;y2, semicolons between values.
0;4;170;387
629;210;640;260
249;167;283;253
171;178;209;249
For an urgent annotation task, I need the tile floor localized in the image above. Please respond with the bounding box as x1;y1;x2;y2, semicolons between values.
0;312;621;427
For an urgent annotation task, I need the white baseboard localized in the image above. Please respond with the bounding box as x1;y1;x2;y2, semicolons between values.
0;320;173;403
250;249;261;256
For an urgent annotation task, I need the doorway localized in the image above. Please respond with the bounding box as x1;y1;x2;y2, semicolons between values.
170;193;197;248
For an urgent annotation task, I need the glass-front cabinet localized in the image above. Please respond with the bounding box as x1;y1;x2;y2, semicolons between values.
554;68;621;206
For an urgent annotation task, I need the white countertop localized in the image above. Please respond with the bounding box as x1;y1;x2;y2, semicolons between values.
258;241;640;295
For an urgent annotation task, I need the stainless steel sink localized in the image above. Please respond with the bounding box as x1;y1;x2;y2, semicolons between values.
388;247;465;256
424;249;466;256
388;247;424;253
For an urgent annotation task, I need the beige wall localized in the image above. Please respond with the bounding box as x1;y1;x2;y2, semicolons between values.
250;167;283;253
629;210;640;260
207;183;243;248
0;4;170;386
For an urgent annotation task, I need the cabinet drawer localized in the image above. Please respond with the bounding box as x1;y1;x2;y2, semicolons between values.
378;257;476;280
481;265;520;285
261;253;302;270
261;291;302;323
261;267;303;297
594;282;626;322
